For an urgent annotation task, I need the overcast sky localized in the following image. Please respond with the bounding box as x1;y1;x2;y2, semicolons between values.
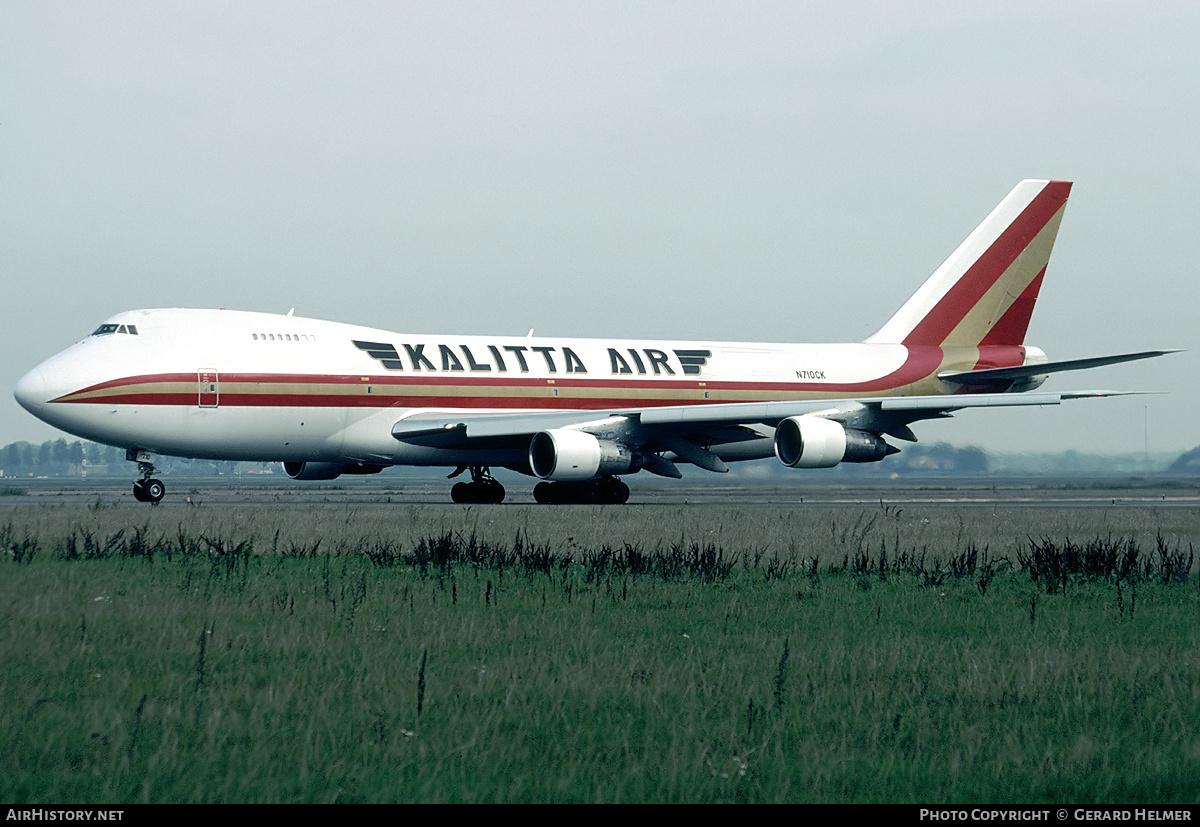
2;1;1196;456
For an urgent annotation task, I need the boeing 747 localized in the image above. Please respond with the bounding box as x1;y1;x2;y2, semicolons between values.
13;180;1172;503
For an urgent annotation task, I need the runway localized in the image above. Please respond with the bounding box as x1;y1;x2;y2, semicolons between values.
2;475;1197;508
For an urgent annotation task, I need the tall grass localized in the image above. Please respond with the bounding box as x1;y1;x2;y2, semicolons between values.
1;503;1198;803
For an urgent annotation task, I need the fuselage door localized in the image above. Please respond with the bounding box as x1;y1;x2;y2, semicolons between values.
198;369;219;408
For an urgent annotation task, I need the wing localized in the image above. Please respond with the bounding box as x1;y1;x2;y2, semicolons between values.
389;389;1141;478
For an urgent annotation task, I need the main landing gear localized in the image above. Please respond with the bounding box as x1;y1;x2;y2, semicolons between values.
448;466;506;504
534;476;630;505
444;467;631;505
127;448;166;504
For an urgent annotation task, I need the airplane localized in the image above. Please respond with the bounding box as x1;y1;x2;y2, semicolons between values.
13;179;1173;505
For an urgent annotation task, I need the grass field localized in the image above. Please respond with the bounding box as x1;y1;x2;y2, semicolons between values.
2;500;1198;803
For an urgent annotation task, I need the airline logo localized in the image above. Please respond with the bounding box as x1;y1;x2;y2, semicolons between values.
352;340;712;377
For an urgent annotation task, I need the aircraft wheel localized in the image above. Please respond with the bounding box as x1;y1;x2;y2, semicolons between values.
451;481;505;504
600;478;630;505
534;480;622;505
485;480;505;504
132;480;148;502
144;478;166;504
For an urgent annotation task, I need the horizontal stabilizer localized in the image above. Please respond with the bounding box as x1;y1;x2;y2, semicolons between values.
880;390;1140;412
939;350;1178;386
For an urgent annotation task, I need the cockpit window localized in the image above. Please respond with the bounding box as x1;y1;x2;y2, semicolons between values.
90;323;139;336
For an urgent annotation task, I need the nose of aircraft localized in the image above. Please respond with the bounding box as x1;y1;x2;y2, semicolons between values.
13;366;48;415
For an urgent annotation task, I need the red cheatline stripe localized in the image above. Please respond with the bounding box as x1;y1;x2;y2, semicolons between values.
902;182;1071;347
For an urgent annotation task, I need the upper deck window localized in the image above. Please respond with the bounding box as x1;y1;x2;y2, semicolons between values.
254;331;314;342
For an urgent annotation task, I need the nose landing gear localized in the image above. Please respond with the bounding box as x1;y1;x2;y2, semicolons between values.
127;448;166;504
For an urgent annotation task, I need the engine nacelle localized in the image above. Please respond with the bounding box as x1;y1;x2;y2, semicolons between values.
773;416;894;468
529;430;640;480
282;461;384;481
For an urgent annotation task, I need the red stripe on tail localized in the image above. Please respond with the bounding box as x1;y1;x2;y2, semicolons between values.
901;181;1071;347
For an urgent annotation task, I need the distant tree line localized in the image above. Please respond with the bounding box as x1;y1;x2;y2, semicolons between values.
1168;446;1200;474
877;443;989;474
2;439;85;477
5;437;1200;479
0;439;264;477
4;437;992;480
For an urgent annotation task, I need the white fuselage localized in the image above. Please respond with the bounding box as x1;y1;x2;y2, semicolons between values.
14;307;1010;467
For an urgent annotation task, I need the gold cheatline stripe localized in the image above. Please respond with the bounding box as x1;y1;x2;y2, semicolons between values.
227;381;849;402
62;381;194;401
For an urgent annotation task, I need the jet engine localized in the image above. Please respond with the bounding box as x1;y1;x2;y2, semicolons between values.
282;461;385;480
773;416;894;468
529;430;640;480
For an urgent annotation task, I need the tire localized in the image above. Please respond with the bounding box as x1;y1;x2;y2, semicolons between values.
485;480;506;504
145;479;166;504
608;479;630;505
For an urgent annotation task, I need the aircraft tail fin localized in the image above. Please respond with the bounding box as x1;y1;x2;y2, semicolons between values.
866;179;1072;349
